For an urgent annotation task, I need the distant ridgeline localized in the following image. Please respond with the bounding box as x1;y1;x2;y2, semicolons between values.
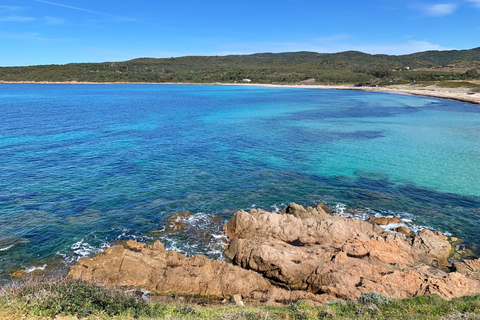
1;47;479;84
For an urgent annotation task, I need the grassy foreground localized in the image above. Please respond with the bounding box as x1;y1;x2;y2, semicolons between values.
1;278;480;320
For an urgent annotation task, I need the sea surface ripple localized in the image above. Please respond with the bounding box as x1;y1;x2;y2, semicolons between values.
1;84;479;279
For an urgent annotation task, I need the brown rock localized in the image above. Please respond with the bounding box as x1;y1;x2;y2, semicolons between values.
68;202;480;305
454;258;480;281
223;203;480;301
69;240;272;298
412;229;452;266
68;239;335;305
281;202;330;220
367;215;402;225
393;226;412;235
223;204;388;246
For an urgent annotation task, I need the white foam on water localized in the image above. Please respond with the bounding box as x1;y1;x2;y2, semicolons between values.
0;244;14;252
331;203;435;236
25;264;47;273
271;204;285;213
64;239;110;263
115;228;131;240
157;212;228;261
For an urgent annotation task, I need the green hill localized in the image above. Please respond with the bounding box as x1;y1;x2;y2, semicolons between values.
0;47;479;84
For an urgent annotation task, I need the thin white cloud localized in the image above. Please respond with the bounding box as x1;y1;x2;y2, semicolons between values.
422;3;458;16
34;0;105;15
0;15;35;22
44;16;65;25
0;6;25;12
34;0;139;22
0;31;42;39
0;31;70;41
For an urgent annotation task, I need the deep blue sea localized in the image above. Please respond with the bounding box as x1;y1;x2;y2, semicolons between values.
1;83;480;280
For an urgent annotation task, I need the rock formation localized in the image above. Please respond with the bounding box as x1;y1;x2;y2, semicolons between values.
223;203;480;301
68;239;333;305
68;202;480;305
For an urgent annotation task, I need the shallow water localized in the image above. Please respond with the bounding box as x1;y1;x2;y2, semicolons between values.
1;84;479;279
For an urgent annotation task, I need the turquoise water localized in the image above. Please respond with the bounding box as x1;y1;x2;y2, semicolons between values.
1;84;480;279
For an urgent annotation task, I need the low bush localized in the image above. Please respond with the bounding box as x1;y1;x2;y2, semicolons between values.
2;279;480;319
0;277;167;318
358;292;393;306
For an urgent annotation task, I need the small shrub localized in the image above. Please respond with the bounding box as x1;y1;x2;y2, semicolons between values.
358;291;393;306
288;301;311;311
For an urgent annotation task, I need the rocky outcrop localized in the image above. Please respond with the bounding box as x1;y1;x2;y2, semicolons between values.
68;202;480;305
68;239;335;305
68;240;271;297
223;203;480;301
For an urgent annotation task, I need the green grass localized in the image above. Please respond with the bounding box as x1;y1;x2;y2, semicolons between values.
1;278;480;319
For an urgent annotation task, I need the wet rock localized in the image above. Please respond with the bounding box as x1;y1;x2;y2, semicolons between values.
167;211;194;231
148;211;227;260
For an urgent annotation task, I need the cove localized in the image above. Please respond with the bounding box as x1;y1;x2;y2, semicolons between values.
0;83;479;279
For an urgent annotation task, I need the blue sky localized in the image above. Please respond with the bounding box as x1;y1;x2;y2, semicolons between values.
0;0;479;66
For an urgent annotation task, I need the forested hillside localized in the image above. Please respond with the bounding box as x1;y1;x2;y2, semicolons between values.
0;47;479;84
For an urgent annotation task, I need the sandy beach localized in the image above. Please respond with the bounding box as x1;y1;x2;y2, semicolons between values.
1;80;479;105
248;83;480;106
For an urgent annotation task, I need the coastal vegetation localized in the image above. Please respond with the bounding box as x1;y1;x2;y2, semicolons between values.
1;278;480;319
0;47;479;84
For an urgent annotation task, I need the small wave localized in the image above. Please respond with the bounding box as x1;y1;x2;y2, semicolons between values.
0;244;14;252
332;203;371;220
25;264;47;273
0;236;29;253
64;239;110;263
155;212;228;261
332;203;436;235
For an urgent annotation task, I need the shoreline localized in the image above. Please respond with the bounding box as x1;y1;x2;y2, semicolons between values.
1;80;479;105
236;82;480;106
